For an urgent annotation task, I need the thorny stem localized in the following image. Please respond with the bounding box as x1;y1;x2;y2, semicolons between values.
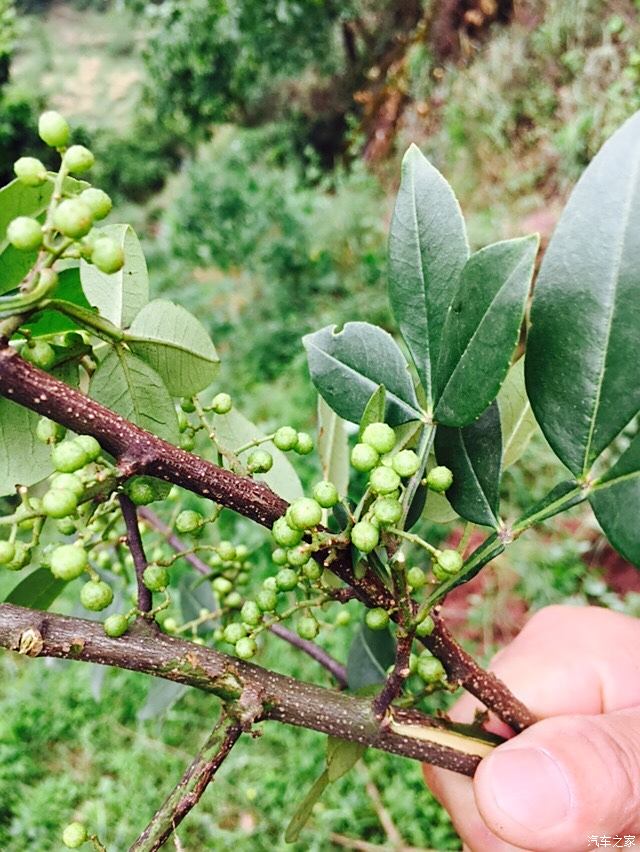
118;494;152;614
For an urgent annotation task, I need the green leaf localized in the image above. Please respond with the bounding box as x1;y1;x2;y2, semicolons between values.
20;268;93;337
303;322;421;426
326;737;366;783
284;770;330;843
526;110;640;476
0;397;52;496
590;432;640;566
434;236;538;427
212;409;303;502
434;402;502;528
80;224;149;328
5;567;66;610
498;358;539;469
126;299;219;396
317;396;349;499
89;348;179;444
346;623;396;690
513;479;585;531
358;385;386;439
388;144;469;407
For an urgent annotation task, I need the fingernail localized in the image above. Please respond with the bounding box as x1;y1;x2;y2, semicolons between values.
484;748;571;831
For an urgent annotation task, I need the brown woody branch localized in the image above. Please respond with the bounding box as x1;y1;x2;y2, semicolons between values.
0;343;533;733
119;494;152;614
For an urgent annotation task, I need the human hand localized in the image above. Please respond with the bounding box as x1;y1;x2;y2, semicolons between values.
423;605;640;851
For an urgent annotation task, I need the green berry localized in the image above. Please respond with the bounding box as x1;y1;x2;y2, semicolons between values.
63;144;94;173
235;544;249;562
256;588;277;612
294;432;313;455
62;821;87;848
415;614;435;637
426;465;453;493
302;558;322;580
351;520;379;553
432;562;450;582
392;449;420;478
335;610;351;626
297;616;319;640
91;237;124;274
369;466;401;495
56;517;76;535
211;392;232;414
80;580;113;611
79;188;112;220
104;614;129;638
15;500;40;531
288;497;322;530
273;426;297;451
407;566;426;589
247;448;273;473
212;576;233;595
417;654;446;683
51;472;84;498
180;397;196;413
143;565;169;592
350;442;379;473
36;417;66;444
75;435;101;462
51;440;88;473
223;622;246;644
217;541;236;562
126;477;157;506
437;549;463;575
287;545;309;567
7;216;42;251
176;510;203;534
23;340;56;370
373;496;402;525
271;547;288;565
365;607;390;630
50;544;88;580
14;156;47;187
272;517;303;547
312;481;339;508
38;110;70;147
362;422;395;454
53;199;93;238
0;541;16;565
42;488;78;519
163;617;178;633
276;567;298;591
225;590;244;609
179;433;195;451
235;636;257;659
241;600;262;626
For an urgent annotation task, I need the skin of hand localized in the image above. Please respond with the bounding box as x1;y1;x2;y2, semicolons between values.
423;605;640;852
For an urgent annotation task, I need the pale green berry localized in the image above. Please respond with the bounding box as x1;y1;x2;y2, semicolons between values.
104;614;128;638
79;188;112;220
53;199;93;238
247;448;273;473
373;496;402;525
288;497;322;530
0;541;16;565
42;488;78;519
62;821;87;848
38;111;70;147
176;510;203;534
14;156;47;186
235;636;257;659
80;580;113;611
36;417;66;444
211;392;232;414
351;520;379;553
426;466;454;493
256;588;277;612
75;435;101;462
365;607;389;630
407;566;426;589
50;544;88;580
417;654;446;683
273;426;297;451
7;216;42;251
276;567;298;591
369;466;401;495
392;449;420;478
437;549;463;574
51;473;84;498
143;565;169;592
351;442;379;472
217;541;236;562
241;600;262;626
312;481;339;508
63;145;94;173
272;517;303;547
302;558;322;580
297;616;319;640
362;422;395;454
287;545;309;567
91;237;124;274
223;622;246;644
272;547;288;565
294;432;313;454
416;614;435;637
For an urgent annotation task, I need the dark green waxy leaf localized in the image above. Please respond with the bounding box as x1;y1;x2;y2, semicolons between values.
5;567;66;610
0;397;52;496
179;573;218;636
435;236;538;427
590;431;640;566
358;384;386;439
346;623;395;690
498;358;538;469
526;109;640;476
80;224;149;328
326;737;366;782
89;348;179;444
285;770;329;843
388;144;469;407
434;402;502;528
303;322;421;426
317;396;349;499
126;299;219;396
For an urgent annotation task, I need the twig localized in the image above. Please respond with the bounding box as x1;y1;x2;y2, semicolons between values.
357;763;403;849
138;507;213;577
269;623;348;688
372;630;413;719
130;716;243;852
119;494;152;613
328;833;430;852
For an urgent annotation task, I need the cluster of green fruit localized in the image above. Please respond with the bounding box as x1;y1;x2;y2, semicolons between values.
7;111;124;275
176;392;233;451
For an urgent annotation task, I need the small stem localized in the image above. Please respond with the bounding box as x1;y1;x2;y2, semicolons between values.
234;433;275;455
139;508;212;577
400;423;435;527
372;630;413;718
388;527;440;559
269;623;348;688
118;494;152;614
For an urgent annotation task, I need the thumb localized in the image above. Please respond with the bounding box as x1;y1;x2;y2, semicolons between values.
474;707;640;852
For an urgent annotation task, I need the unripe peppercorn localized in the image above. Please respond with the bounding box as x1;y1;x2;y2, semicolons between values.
14;156;47;187
294;432;313;454
143;565;169;592
163;617;178;633
273;426;298;451
362;422;395;454
211;392;232;414
63;144;94;173
392;449;420;478
256;588;277;612
180;397;196;413
406;566;426;589
42;488;78;519
104;614;129;638
241;600;262;626
312;480;339;508
212;576;233;595
223;622;246;644
176;510;203;534
36;417;66;444
287;545;309;567
272;517;303;547
373;496;402;526
432;562;450;582
302;558;321;580
126;477;157;506
335;610;351;626
247;448;273;473
75;435;101;462
288;497;322;530
51;472;84;498
297;616;319;640
276;567;299;591
417;654;446;683
224;591;242;609
53;199;93;238
50;544;88;580
7;216;42;251
271;547;288;565
350;442;379;472
415;614;435;637
79;188;112;220
235;636;257;659
38;110;70;147
62;822;87;849
426;465;453;493
0;541;16;565
217;541;236;562
56;517;76;536
369;466;401;495
80;580;113;611
351;520;379;553
179;433;195;451
91;237;124;274
236;544;249;562
437;549;463;574
51;440;88;473
23;340;56;370
365;607;390;630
